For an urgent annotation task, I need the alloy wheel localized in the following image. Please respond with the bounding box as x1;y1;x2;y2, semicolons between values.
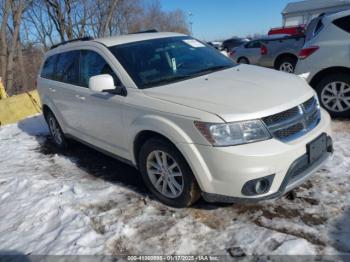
279;62;294;73
321;81;350;112
146;150;184;199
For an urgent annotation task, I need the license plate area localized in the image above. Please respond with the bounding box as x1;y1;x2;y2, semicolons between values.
307;133;327;164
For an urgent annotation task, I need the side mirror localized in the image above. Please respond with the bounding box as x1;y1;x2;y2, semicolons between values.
89;74;115;93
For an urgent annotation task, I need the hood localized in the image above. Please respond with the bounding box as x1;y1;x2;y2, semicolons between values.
143;65;315;122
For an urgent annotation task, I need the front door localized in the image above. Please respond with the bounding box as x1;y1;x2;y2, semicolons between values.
71;49;129;159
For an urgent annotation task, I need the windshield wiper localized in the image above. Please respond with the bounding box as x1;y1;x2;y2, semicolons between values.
191;65;233;76
141;65;233;89
142;75;192;88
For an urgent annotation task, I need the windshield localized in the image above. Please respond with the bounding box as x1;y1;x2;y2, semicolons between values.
109;36;236;89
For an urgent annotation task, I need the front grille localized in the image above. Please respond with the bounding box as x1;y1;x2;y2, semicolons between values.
263;97;321;142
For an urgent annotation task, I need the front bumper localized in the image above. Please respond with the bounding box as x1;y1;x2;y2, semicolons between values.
177;109;332;202
202;138;333;203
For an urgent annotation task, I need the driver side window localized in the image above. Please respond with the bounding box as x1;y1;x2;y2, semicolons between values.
80;50;121;88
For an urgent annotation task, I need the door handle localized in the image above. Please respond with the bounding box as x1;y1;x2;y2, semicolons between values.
75;94;86;101
49;87;56;93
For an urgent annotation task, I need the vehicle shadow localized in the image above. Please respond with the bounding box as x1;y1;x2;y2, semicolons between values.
329;208;350;258
17;115;148;196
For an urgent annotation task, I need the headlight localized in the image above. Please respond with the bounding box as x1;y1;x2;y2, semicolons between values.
194;120;271;146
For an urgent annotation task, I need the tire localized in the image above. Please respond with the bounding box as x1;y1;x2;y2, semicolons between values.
315;73;350;118
138;138;201;207
238;57;250;64
276;56;297;73
45;111;68;149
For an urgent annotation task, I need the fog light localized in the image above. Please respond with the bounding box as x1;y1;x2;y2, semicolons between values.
255;179;269;194
241;174;275;196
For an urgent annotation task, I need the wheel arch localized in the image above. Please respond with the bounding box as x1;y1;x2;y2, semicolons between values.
238;56;250;64
274;53;298;69
41;103;67;133
133;130;177;168
310;67;350;88
128;115;196;166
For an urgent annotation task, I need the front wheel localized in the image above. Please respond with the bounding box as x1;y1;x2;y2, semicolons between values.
316;73;350;117
139;138;201;207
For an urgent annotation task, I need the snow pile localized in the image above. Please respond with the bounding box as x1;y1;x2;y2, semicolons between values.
0;115;349;256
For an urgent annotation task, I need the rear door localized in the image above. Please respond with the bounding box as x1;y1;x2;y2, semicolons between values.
38;54;59;108
50;50;82;130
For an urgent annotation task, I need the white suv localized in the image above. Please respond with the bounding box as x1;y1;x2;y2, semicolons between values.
37;32;333;207
296;10;350;117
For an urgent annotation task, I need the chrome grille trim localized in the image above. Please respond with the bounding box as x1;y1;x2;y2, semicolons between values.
262;97;321;142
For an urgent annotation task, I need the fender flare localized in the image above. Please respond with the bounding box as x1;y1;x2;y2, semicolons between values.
41;95;68;134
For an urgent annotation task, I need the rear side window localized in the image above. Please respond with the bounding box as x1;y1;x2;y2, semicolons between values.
246;41;261;48
333;15;350;33
80;50;121;88
54;51;80;85
41;55;58;79
314;20;324;36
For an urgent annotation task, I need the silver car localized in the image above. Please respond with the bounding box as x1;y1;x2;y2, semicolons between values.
229;40;262;65
230;34;304;73
295;10;350;117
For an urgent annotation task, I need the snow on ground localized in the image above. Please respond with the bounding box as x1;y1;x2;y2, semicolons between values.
0;115;349;256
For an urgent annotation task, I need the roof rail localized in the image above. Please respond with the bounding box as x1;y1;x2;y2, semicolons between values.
50;36;94;50
130;29;158;34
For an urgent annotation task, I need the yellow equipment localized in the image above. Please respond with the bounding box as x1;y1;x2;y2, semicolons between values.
0;78;42;126
0;77;8;99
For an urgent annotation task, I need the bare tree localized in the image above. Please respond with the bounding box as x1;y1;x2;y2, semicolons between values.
0;0;11;81
25;1;55;49
0;0;26;93
0;0;190;95
129;0;190;34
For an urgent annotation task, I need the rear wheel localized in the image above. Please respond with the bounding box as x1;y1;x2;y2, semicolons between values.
276;56;297;73
139;138;201;207
238;57;249;64
45;111;68;149
315;73;350;117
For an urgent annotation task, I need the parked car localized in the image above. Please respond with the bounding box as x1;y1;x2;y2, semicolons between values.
38;32;333;207
221;37;248;51
229;39;262;64
207;41;222;50
259;34;305;73
229;35;289;65
295;10;350;117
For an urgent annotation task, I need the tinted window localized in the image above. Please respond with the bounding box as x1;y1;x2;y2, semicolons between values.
246;41;261;48
109;36;235;89
333;15;350;33
80;50;120;88
314;20;324;35
305;17;321;42
41;55;58;79
54;51;79;85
